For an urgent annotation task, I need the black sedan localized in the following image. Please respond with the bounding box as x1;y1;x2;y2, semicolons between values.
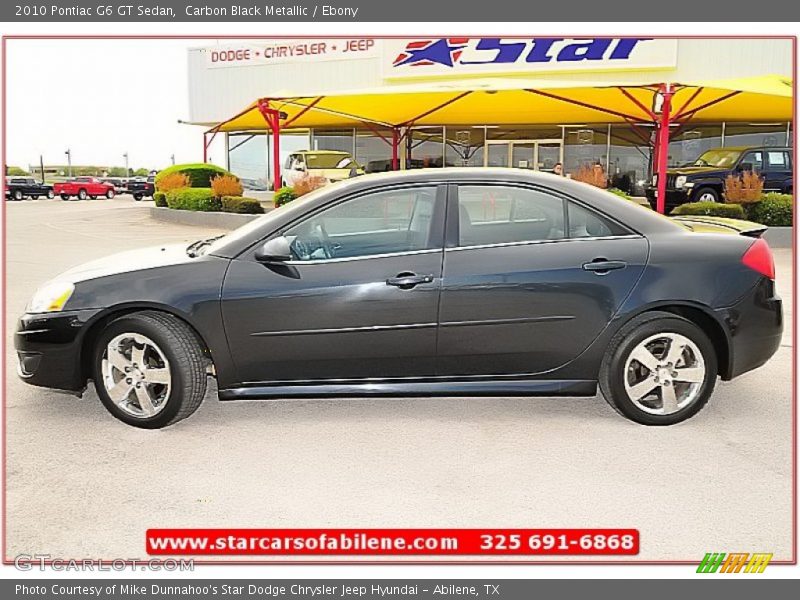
15;169;782;428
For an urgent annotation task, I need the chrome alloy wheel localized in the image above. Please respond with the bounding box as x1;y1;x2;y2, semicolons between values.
101;333;171;418
697;191;717;202
623;332;706;416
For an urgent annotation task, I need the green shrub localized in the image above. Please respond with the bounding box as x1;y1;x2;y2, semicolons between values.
153;191;167;207
606;187;631;199
165;187;221;212
274;186;297;207
748;193;793;227
221;196;264;214
670;201;745;219
155;163;231;189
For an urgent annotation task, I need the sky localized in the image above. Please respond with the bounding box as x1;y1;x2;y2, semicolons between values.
5;39;213;172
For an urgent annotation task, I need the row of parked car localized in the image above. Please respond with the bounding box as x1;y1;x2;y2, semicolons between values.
5;175;155;202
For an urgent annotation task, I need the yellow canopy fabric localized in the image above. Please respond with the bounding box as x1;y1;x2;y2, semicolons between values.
213;75;793;133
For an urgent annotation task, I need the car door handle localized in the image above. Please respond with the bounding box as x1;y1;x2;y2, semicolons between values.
582;259;627;274
386;272;434;288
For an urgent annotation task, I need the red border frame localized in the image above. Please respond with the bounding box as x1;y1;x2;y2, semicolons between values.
1;34;796;567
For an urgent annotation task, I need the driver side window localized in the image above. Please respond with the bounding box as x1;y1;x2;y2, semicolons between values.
283;186;439;261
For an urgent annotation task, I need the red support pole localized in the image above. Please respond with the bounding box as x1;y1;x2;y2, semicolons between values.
272;115;281;189
391;128;399;171
655;84;673;215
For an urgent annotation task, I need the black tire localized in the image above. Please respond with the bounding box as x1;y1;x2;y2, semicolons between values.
691;186;720;203
60;194;70;201
106;190;115;199
133;193;143;201
92;311;208;429
89;195;98;200
13;190;23;201
78;189;87;200
30;195;39;200
599;311;717;426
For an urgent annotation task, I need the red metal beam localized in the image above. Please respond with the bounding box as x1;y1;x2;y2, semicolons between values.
257;99;283;191
655;85;674;215
673;90;741;121
400;91;473;127
672;87;704;121
283;96;323;128
525;88;651;123
391;128;399;171
617;87;656;121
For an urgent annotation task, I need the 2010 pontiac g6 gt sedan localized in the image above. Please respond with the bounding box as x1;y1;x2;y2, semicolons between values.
15;169;782;428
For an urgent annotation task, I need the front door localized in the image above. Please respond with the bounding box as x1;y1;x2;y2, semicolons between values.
437;182;649;376
221;184;446;384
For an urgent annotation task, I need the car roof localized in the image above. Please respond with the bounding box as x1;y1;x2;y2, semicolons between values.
210;168;683;259
295;150;352;155
704;145;791;152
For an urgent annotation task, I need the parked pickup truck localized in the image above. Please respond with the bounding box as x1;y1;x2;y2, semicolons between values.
54;176;115;201
645;145;793;213
126;175;155;201
4;177;55;201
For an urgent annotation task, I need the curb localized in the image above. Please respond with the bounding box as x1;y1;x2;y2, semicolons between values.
149;206;265;229
763;226;793;248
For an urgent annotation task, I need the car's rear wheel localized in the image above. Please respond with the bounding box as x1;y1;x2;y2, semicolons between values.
13;190;23;201
92;311;208;429
692;186;720;203
599;311;717;426
78;189;87;200
106;190;115;199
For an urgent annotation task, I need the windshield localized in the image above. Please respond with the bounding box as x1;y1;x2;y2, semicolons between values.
693;149;741;168
305;153;357;169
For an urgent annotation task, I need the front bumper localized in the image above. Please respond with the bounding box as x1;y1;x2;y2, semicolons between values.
644;186;693;212
715;278;783;380
14;308;101;393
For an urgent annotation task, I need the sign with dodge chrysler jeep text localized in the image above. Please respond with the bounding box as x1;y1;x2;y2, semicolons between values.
383;38;678;79
204;38;378;68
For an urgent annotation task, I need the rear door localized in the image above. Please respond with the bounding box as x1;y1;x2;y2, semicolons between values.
437;183;649;376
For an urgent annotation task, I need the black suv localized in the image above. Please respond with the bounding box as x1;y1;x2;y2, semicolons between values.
645;146;793;213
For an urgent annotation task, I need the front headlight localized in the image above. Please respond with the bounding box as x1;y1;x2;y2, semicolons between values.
27;281;75;313
651;174;657;186
675;175;687;189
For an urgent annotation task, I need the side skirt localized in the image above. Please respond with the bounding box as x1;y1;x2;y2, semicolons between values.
218;378;598;401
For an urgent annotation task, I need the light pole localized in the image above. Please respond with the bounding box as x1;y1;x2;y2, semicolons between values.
64;149;72;177
122;152;129;177
170;153;175;165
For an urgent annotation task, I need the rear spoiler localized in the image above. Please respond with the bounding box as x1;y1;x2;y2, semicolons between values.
671;215;767;238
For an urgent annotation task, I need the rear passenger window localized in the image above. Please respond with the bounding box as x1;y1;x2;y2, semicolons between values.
767;151;790;169
457;185;565;247
567;202;630;238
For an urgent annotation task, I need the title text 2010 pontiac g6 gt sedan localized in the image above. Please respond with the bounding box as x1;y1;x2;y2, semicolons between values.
15;169;782;428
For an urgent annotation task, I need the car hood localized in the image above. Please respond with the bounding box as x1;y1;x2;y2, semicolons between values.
56;243;196;284
309;167;365;180
667;166;728;176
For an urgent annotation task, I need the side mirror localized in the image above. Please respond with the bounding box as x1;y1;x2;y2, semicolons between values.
255;236;292;262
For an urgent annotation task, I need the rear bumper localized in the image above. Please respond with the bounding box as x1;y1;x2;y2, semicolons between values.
716;278;783;380
14;309;101;393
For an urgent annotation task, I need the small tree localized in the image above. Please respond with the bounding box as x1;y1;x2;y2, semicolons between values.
156;172;191;192
293;174;328;197
571;164;608;189
724;171;764;204
6;166;28;176
210;174;243;198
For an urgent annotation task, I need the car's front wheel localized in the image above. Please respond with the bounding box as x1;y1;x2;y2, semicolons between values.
106;190;115;199
78;189;87;200
92;311;208;429
599;311;717;425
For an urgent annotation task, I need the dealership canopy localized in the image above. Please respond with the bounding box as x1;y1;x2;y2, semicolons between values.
212;74;792;131
207;74;792;213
